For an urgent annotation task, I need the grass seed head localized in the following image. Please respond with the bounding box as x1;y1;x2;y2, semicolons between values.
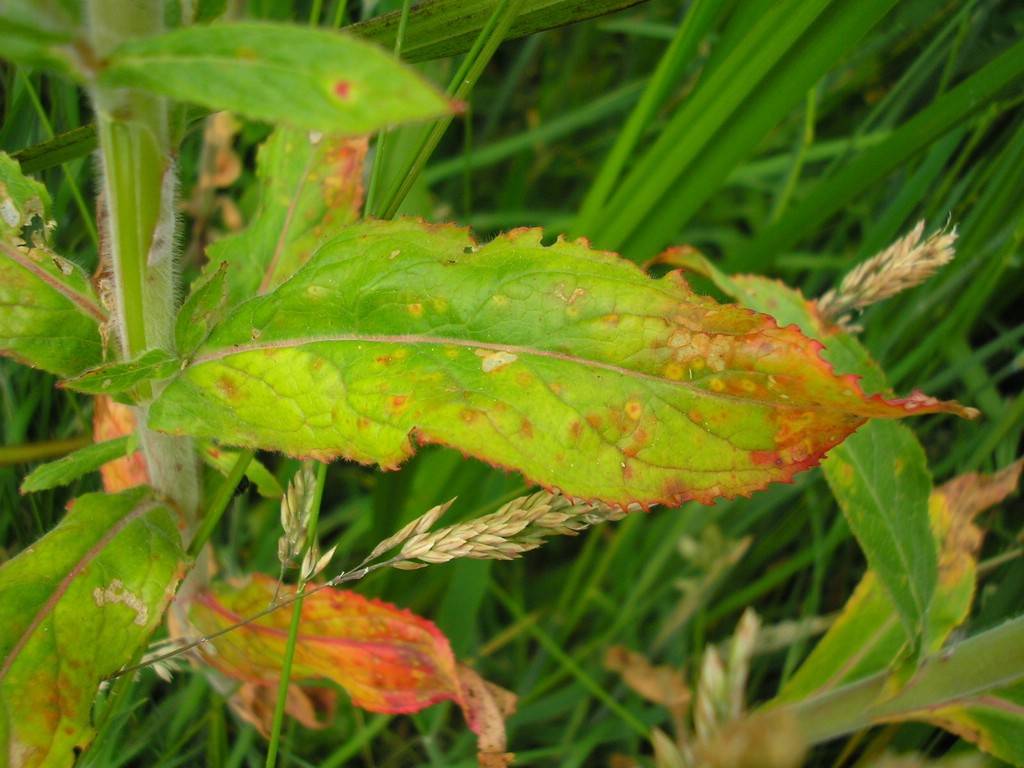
818;220;957;331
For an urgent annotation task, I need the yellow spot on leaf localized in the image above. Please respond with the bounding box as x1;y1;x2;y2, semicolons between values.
663;363;685;381
709;378;726;392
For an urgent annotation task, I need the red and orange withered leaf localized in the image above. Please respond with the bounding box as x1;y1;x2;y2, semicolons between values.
151;218;974;509
184;574;514;758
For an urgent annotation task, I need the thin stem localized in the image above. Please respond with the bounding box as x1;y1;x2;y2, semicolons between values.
187;450;254;561
490;582;652;739
770;83;817;223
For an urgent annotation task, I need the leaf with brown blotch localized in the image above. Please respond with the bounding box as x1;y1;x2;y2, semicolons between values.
926;458;1023;648
184;574;514;760
606;645;691;742
456;664;517;767
605;645;691;713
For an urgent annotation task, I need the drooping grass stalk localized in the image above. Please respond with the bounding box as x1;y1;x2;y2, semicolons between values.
87;0;200;523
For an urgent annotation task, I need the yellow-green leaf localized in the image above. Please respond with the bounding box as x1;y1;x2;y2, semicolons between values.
150;219;972;508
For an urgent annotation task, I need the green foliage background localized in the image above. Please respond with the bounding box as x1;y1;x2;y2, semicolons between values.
1;0;1022;765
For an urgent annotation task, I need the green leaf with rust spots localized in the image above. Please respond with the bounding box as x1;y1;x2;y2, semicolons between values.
150;219;974;509
0;153;106;378
97;23;453;134
671;250;888;392
61;348;179;397
205;128;368;311
20;435;136;493
676;266;973;643
0;486;186;768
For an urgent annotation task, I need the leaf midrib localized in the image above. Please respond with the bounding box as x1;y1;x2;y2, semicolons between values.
184;331;838;413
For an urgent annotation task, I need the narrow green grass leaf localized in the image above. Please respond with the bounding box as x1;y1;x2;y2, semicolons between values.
776;460;1022;704
0;487;186;767
583;0;899;259
97;23;453;134
772;572;904;702
206;127;367;311
734;35;1024;267
0;153;106;378
348;0;647;63
20;435;135;493
574;0;723;229
150;219;969;509
10;125;98;176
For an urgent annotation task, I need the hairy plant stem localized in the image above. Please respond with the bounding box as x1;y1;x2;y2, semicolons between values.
88;0;200;525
